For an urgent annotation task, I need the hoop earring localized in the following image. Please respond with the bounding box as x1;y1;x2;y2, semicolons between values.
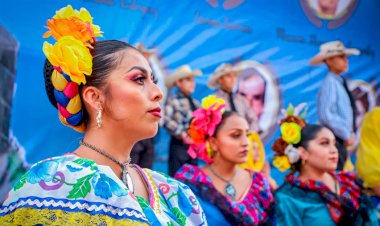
96;107;102;128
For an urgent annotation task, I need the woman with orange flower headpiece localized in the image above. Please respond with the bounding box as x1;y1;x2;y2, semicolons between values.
0;5;207;225
174;95;276;226
272;104;377;226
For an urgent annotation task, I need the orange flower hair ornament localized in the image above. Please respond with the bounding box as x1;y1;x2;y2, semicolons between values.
42;5;102;132
187;95;226;164
272;103;308;172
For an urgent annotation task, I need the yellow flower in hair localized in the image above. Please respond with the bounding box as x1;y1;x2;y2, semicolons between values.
53;5;78;19
54;5;102;37
43;36;92;85
281;122;302;144
202;95;225;111
273;156;291;172
43;5;102;43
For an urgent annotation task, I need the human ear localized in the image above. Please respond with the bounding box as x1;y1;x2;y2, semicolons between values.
297;146;309;162
81;86;104;112
208;137;218;152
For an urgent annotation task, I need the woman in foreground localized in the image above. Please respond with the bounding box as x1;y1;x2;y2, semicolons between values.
0;5;206;225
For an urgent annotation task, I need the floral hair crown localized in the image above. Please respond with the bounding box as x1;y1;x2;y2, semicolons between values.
272;103;308;172
42;5;102;132
187;95;226;164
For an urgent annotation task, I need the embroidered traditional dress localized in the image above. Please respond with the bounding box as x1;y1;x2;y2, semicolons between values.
275;171;378;226
174;164;275;226
0;154;207;225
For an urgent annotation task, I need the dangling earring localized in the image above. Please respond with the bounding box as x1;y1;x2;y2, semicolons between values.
302;159;307;165
96;106;102;128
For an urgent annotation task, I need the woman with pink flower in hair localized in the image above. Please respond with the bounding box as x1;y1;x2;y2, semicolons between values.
272;104;377;226
174;95;276;226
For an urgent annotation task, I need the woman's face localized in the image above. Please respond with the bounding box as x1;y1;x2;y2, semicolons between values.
211;114;250;164
301;128;338;172
102;48;163;139
252;142;261;161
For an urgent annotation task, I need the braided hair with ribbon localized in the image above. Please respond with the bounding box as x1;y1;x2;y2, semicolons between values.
42;5;136;132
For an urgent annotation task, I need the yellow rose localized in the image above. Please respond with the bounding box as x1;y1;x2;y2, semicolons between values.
202;95;225;110
43;18;101;45
48;5;102;39
43;36;92;85
54;5;92;22
273;156;291;172
280;122;301;144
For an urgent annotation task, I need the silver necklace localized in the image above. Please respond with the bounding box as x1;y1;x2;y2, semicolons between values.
79;139;134;193
208;165;237;200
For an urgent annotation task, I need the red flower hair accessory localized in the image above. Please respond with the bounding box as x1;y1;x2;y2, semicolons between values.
187;95;226;164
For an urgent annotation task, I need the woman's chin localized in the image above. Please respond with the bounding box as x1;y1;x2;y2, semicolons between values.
235;156;249;165
141;125;159;139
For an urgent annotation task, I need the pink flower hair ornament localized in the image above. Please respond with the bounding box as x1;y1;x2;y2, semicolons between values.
187;95;226;164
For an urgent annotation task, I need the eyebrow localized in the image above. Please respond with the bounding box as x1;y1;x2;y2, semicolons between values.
228;128;250;132
127;66;150;75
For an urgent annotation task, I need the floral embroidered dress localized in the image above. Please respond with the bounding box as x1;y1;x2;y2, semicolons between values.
0;154;207;225
275;171;378;226
174;164;276;226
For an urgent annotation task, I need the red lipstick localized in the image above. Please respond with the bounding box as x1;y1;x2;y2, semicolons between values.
148;107;161;119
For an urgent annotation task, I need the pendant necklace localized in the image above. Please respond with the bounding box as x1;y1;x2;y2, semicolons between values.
79;139;134;193
208;165;237;200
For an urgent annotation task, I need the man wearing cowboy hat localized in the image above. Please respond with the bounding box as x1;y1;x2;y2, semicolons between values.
208;63;259;132
163;65;202;176
310;40;360;170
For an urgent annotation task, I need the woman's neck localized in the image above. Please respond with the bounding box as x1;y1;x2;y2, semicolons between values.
298;166;327;182
80;126;135;163
210;157;237;178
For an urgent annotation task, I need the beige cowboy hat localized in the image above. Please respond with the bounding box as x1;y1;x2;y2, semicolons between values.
135;43;156;58
165;65;202;88
207;63;241;89
309;40;360;66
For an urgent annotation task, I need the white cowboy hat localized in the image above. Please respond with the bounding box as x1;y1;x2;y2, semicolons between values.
309;41;360;66
207;63;241;89
135;43;156;58
165;65;202;88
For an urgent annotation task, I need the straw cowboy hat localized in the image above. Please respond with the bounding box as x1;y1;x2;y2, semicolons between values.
165;65;202;88
135;43;156;58
207;63;241;89
309;41;360;66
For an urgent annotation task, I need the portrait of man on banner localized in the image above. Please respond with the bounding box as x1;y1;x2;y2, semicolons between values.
236;60;280;139
307;0;354;20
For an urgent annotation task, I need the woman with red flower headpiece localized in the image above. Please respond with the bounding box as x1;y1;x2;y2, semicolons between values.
272;104;377;226
174;95;276;226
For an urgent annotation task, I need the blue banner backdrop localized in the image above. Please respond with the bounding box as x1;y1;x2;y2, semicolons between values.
1;0;379;184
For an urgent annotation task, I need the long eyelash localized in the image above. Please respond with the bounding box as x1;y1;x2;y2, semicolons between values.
153;78;158;84
152;74;158;84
